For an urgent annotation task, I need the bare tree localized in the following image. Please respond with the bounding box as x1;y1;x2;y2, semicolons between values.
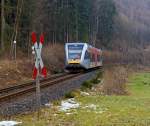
1;0;5;51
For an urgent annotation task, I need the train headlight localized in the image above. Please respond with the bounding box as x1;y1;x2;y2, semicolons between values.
68;60;80;64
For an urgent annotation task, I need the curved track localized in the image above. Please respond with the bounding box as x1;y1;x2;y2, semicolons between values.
0;73;68;95
0;73;82;102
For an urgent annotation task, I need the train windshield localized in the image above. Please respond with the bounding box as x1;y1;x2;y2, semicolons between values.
68;44;84;59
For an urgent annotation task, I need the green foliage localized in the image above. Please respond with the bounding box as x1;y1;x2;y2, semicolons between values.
1;0;17;49
53;100;61;106
11;72;150;126
1;0;117;52
90;78;100;85
53;69;64;74
81;72;102;90
97;0;117;47
65;92;75;98
76;0;91;41
43;0;92;43
1;0;34;52
64;90;80;98
81;81;93;90
94;71;102;83
128;73;150;97
17;0;34;51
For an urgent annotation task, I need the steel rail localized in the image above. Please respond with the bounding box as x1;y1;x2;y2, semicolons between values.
0;73;68;95
0;73;81;102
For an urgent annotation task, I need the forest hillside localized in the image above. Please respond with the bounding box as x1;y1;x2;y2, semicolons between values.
1;0;150;53
113;0;150;48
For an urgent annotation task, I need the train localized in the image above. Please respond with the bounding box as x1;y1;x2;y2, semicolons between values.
65;42;102;72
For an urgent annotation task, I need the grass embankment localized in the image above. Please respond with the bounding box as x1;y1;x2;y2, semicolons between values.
6;72;150;126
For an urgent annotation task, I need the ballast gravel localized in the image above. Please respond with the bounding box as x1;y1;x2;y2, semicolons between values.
0;70;99;116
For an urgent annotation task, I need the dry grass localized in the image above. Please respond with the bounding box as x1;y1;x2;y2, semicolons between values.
101;66;129;95
103;51;122;64
0;59;33;89
103;48;150;66
42;44;65;73
0;44;65;89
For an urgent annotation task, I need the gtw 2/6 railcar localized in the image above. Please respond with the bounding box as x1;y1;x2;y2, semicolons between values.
65;42;102;72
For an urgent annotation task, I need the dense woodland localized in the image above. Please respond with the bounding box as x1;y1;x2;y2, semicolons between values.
0;0;150;86
1;0;150;55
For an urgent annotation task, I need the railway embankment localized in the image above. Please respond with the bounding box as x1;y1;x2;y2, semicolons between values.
0;69;100;116
1;66;149;126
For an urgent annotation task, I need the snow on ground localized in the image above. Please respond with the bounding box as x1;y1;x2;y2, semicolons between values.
45;103;52;107
58;98;108;114
82;104;97;111
59;98;80;111
83;104;97;110
82;104;108;114
80;91;90;96
0;121;22;126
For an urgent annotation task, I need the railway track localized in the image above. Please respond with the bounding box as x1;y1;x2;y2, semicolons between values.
0;73;68;95
0;73;82;102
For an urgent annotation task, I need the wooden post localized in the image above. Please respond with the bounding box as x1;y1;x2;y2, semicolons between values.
1;0;5;51
32;32;47;120
13;39;17;61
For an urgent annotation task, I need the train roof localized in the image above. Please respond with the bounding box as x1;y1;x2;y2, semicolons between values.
65;42;102;52
65;42;86;45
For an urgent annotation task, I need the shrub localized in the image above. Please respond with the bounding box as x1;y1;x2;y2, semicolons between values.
90;78;100;85
101;66;128;95
42;44;65;74
81;81;93;90
65;90;80;98
90;71;102;84
65;92;76;98
53;100;61;106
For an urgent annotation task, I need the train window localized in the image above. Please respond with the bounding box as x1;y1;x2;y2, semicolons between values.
84;51;90;60
68;44;84;50
68;44;84;60
68;53;81;59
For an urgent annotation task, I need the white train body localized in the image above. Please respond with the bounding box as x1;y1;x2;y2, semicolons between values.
65;43;102;71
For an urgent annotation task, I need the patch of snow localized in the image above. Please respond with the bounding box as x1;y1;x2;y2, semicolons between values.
82;104;108;114
66;113;72;115
95;111;104;114
0;121;22;126
83;104;97;110
45;103;52;107
80;92;90;96
53;114;58;116
95;107;108;114
59;98;80;111
66;112;77;115
87;104;97;110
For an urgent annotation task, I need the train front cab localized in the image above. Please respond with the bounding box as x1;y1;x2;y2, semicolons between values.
65;43;102;71
65;43;85;71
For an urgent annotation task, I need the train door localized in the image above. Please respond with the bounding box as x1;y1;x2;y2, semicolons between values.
84;50;90;68
90;52;94;68
94;53;98;66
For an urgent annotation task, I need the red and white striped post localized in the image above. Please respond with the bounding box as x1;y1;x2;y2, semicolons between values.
31;32;47;112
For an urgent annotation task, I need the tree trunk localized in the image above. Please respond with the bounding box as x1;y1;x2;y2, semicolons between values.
1;0;5;51
75;1;78;41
